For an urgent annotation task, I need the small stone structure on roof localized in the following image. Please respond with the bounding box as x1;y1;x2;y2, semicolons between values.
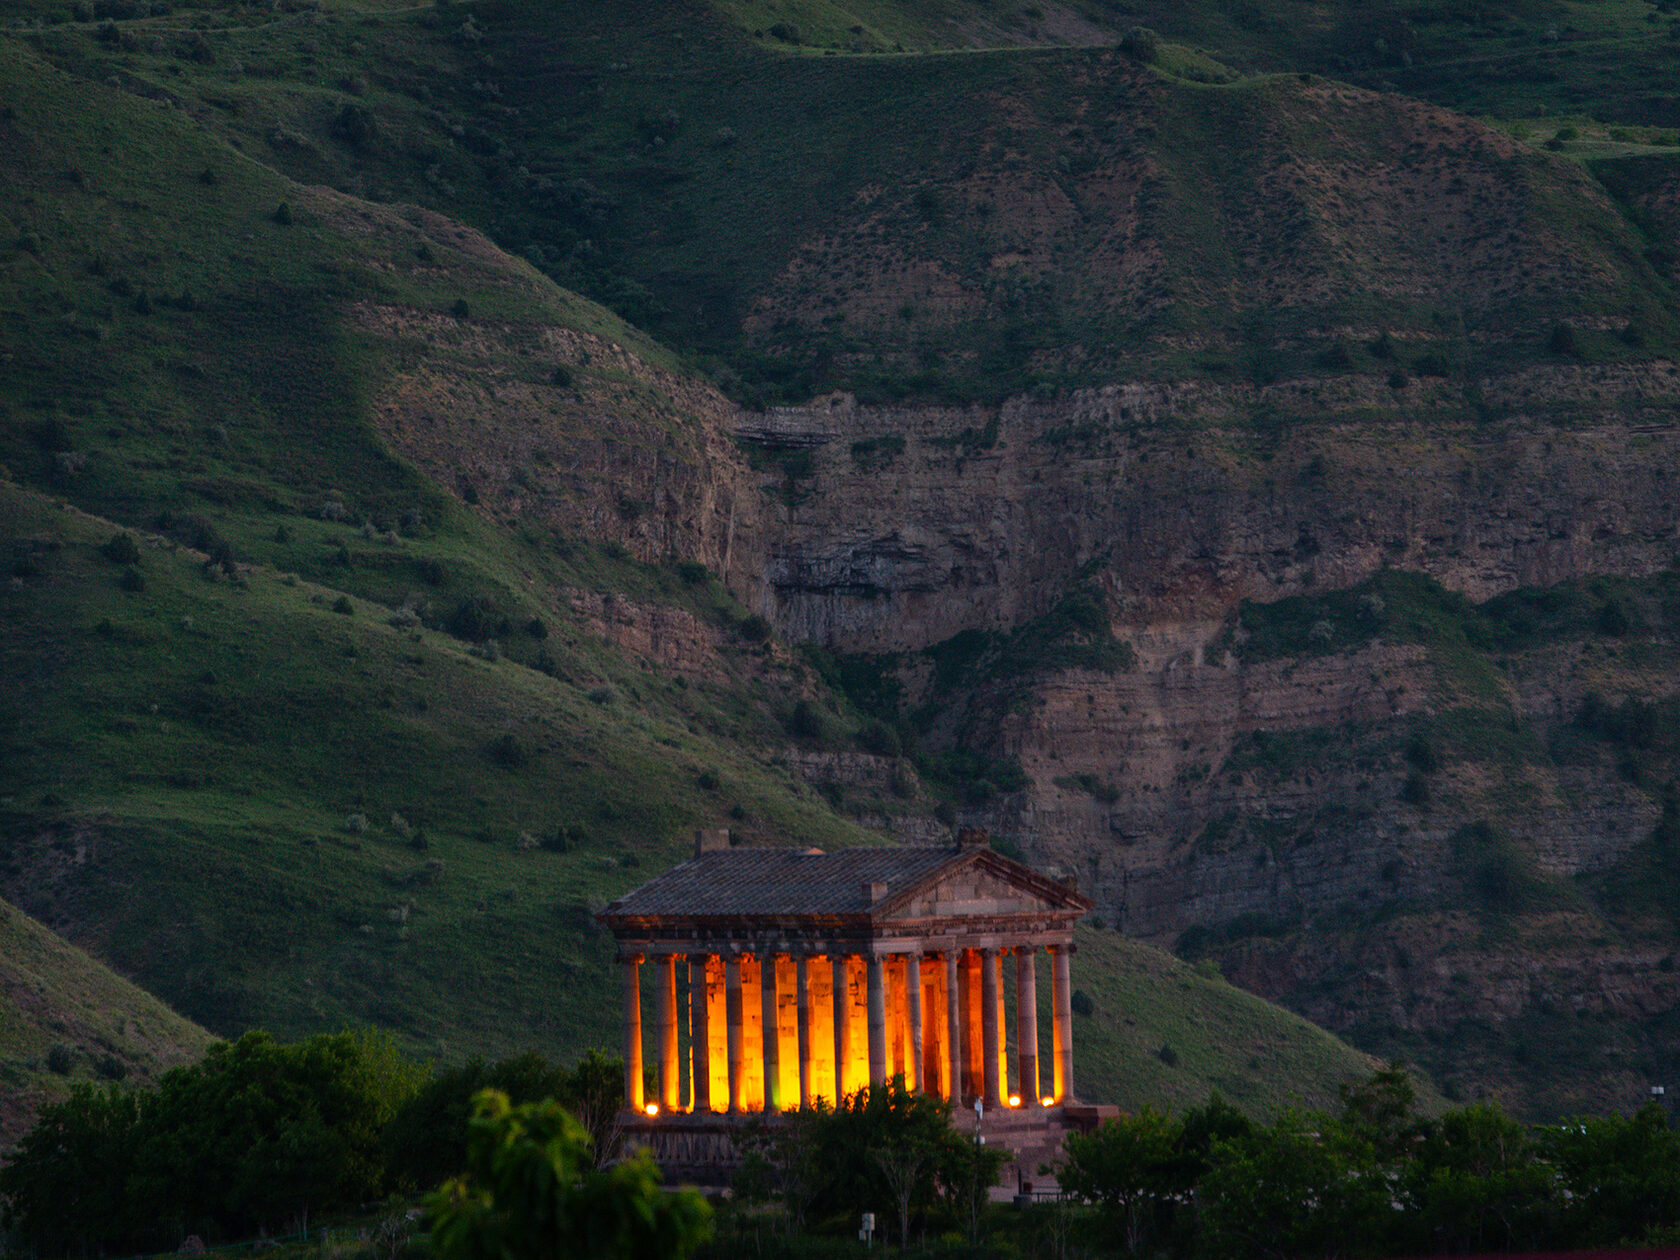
596;829;1095;1151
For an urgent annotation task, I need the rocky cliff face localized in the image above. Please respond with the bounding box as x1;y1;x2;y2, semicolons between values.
352;292;768;605
747;377;1680;650
364;267;1680;1109
346;125;1680;1117
726;380;1680;1113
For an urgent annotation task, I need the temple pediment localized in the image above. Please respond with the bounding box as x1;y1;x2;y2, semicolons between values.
876;851;1087;924
598;839;1089;937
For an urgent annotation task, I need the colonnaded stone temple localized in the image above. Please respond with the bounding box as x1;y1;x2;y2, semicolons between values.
597;828;1105;1180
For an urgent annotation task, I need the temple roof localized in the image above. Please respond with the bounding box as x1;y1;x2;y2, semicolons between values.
597;842;1090;927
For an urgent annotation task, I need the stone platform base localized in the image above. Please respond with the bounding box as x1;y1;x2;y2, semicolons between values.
619;1103;1117;1190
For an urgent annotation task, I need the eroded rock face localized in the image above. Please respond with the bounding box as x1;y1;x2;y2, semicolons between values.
363;281;1680;1110
355;300;770;607
731;384;1680;1112
749;382;1680;651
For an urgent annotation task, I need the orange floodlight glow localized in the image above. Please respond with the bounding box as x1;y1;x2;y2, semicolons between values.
1008;1094;1021;1107
1041;1096;1055;1107
644;1103;659;1117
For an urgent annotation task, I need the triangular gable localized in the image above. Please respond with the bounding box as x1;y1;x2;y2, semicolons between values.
874;849;1089;922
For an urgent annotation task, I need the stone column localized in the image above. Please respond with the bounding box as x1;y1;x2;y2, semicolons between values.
760;952;780;1113
1051;943;1074;1104
906;952;924;1093
689;954;710;1114
944;950;963;1102
832;954;851;1100
1016;945;1040;1108
981;947;1002;1107
621;954;644;1113
866;953;888;1087
656;954;679;1112
965;951;985;1100
726;954;745;1114
796;955;813;1109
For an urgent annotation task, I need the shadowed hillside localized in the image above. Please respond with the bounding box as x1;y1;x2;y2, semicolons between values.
0;897;215;1151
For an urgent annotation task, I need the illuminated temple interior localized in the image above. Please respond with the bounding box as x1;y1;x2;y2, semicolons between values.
596;830;1093;1117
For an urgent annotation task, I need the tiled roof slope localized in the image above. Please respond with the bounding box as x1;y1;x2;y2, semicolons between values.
601;847;966;919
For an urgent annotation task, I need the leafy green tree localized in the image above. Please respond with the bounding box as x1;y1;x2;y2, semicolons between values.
835;1080;994;1227
1338;1062;1420;1163
133;1029;419;1237
1200;1109;1393;1260
1176;1089;1253;1169
1403;1101;1559;1255
1540;1103;1680;1247
763;1079;1001;1241
429;1090;711;1260
1059;1106;1181;1252
386;1049;624;1192
555;1047;625;1167
1;1030;419;1253
0;1084;143;1255
386;1051;570;1191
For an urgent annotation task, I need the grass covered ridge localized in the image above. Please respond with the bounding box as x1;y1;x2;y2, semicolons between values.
0;475;879;1060
0;897;216;1151
6;0;1677;409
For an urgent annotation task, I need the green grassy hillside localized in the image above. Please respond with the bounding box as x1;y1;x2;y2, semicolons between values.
0;896;216;1151
0;462;1414;1126
1069;928;1442;1117
8;0;1677;408
699;0;1680;142
0;468;883;1050
0;35;890;1045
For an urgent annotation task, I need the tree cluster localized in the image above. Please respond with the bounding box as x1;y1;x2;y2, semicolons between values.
734;1079;1004;1249
0;1034;625;1257
429;1091;710;1260
1058;1066;1680;1258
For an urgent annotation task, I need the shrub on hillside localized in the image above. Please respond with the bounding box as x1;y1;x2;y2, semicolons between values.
332;100;376;149
100;533;140;565
488;732;527;768
857;718;901;757
787;699;835;744
1119;25;1159;61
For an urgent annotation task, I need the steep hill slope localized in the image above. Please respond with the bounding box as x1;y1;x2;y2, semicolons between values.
5;0;1680;1120
0;45;892;1059
1068;928;1448;1118
13;0;1676;406
0;896;215;1152
339;1;1680;405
